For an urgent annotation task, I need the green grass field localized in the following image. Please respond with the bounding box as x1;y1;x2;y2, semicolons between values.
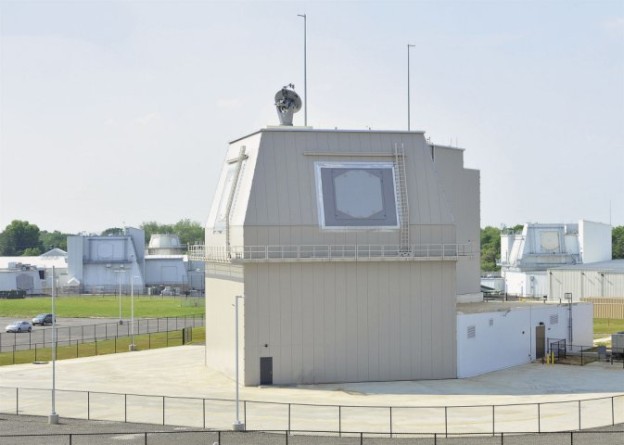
593;318;624;338
0;295;204;318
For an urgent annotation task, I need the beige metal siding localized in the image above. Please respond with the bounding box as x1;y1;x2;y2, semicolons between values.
244;130;456;246
431;146;481;298
243;261;457;385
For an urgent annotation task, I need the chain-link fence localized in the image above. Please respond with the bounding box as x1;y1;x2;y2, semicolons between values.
0;315;204;353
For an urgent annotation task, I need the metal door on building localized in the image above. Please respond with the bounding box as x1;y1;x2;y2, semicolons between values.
260;357;273;385
536;324;545;360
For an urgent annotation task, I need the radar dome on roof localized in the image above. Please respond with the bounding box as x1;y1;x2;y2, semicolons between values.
274;84;301;126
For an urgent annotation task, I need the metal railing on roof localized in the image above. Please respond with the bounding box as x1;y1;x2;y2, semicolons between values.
189;243;472;263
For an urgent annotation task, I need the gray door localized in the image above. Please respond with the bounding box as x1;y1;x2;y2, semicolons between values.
536;325;546;360
260;357;273;385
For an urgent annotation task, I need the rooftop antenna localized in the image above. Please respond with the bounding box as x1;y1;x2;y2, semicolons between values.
407;44;415;131
297;14;307;126
274;84;302;126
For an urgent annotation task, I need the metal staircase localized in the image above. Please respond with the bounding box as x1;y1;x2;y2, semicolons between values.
394;143;410;252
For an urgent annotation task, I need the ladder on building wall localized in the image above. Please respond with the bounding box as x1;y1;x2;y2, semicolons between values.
394;143;410;252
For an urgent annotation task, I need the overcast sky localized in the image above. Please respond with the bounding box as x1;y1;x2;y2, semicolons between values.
1;0;622;235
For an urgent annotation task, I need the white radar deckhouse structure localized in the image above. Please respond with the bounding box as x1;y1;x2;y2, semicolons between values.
198;86;481;385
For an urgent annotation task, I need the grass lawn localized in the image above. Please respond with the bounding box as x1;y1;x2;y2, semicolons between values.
0;295;204;319
593;318;624;338
0;327;205;366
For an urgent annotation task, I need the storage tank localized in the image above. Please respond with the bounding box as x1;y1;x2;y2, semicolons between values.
147;234;184;255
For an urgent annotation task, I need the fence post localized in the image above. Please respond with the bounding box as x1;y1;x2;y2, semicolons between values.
12;344;15;365
87;391;90;420
15;387;18;415
445;406;448;437
578;400;581;430
162;396;165;425
244;400;247;426
339;406;342;437
34;343;37;361
125;393;127;422
389;406;393;437
538;403;541;433
492;405;495;435
288;403;291;432
612;397;615;426
360;432;363;445
115;337;117;353
203;399;206;429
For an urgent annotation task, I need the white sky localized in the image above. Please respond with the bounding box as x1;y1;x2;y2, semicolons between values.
0;0;623;235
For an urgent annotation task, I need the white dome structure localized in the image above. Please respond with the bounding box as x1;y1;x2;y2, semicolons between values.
148;234;184;255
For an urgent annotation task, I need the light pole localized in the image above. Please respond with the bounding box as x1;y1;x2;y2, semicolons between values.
113;266;126;325
297;13;307;126
233;294;245;431
407;43;415;131
129;275;139;351
48;266;59;424
564;292;573;347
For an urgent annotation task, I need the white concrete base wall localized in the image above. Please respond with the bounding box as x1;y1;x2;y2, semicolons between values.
457;303;593;378
205;274;245;379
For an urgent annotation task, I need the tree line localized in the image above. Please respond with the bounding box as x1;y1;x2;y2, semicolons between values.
0;219;205;256
1;220;623;270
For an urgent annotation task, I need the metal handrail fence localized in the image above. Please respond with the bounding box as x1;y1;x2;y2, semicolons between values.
0;315;204;353
1;429;624;445
1;386;623;435
190;243;473;263
0;328;193;365
545;341;624;368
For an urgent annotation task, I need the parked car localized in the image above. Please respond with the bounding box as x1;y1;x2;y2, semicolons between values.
160;286;176;296
5;321;32;333
32;313;55;326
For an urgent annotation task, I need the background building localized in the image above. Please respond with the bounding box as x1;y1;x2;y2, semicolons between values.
0;248;68;294
65;229;205;295
499;220;611;298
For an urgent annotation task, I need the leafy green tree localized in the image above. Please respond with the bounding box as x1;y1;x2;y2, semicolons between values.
140;221;174;244
140;220;203;248
101;227;124;236
0;220;43;256
480;226;501;272
613;226;624;259
22;247;42;256
173;219;204;246
39;230;68;251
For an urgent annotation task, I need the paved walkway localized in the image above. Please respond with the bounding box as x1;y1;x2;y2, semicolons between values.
0;345;623;434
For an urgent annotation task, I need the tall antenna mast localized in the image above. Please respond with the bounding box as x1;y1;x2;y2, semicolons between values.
407;44;415;131
298;14;308;126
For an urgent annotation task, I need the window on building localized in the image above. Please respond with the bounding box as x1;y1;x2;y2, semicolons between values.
315;162;399;228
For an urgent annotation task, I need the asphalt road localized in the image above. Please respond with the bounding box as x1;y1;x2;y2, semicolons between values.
0;316;203;352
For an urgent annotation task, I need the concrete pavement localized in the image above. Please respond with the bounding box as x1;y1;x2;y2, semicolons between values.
0;345;623;434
